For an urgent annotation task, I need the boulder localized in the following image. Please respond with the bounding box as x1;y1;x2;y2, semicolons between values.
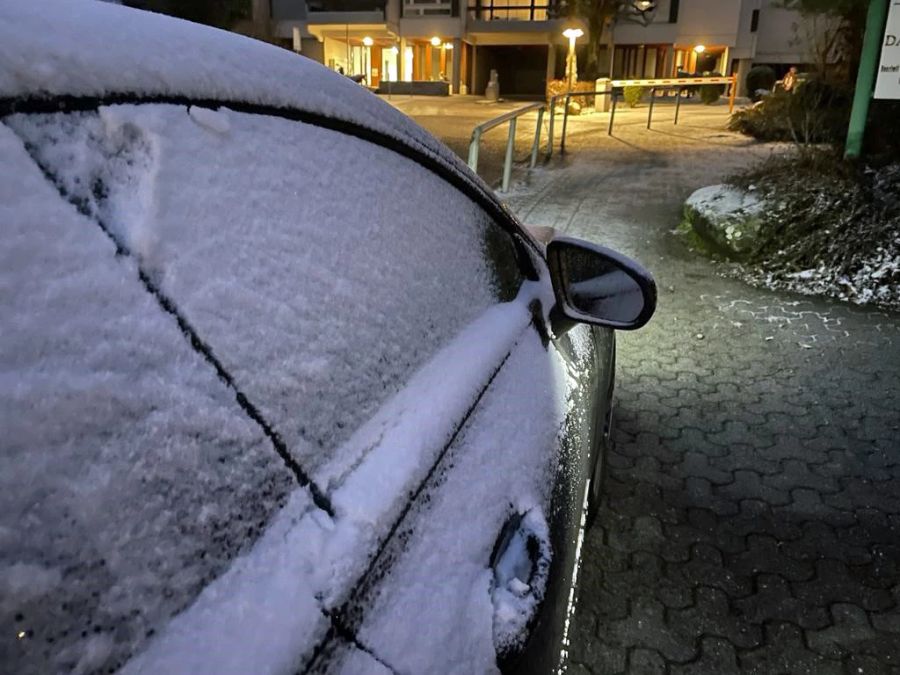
683;184;766;258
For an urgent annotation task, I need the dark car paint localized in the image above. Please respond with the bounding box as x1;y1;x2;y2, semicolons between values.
500;326;615;674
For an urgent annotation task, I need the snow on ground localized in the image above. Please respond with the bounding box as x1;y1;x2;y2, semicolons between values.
5;104;511;475
0;122;294;675
685;184;764;221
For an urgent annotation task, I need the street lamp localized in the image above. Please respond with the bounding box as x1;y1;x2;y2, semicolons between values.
562;27;583;92
693;44;705;53
430;36;442;47
626;0;657;26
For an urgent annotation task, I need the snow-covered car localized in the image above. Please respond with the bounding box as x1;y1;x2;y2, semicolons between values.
0;2;655;673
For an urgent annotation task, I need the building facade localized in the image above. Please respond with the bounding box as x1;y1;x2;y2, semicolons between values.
266;0;821;97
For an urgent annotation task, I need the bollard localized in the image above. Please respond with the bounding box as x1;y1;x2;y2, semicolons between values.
674;88;682;125
647;87;655;129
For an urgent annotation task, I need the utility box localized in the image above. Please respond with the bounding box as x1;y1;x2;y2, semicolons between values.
595;78;611;112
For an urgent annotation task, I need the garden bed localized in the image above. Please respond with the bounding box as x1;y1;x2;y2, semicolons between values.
683;151;900;311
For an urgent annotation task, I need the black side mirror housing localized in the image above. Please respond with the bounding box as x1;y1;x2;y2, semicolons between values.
547;236;657;334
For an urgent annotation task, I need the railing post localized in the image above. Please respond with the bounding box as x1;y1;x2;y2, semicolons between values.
674;88;682;125
467;129;481;172
728;73;737;114
501;117;517;192
530;106;544;168
647;87;655;129
546;98;556;158
608;90;618;135
561;94;570;154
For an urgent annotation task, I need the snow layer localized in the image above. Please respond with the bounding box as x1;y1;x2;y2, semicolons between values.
0;0;479;194
6;104;514;474
352;327;570;674
124;298;536;673
0;123;294;674
685;184;763;220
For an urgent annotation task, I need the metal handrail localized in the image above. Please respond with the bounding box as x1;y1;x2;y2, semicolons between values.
546;90;613;157
467;102;545;193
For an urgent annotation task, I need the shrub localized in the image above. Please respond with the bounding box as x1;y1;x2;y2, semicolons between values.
699;72;726;104
728;77;851;146
746;65;776;102
623;85;643;108
546;79;596;111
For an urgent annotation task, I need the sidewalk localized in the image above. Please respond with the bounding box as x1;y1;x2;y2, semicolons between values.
499;105;900;674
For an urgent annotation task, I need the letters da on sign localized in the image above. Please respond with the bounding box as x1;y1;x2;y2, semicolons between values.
874;2;900;99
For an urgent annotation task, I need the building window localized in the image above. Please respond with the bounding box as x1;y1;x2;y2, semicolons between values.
468;0;549;21
750;9;759;32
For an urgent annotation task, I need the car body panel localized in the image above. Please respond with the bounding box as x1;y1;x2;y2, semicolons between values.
0;2;622;673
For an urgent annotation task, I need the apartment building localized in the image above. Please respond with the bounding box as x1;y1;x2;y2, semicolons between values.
268;0;819;97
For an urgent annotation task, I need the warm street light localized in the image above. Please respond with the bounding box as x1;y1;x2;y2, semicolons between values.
693;44;706;53
430;36;442;47
628;0;657;25
443;42;453;49
562;27;583;92
362;36;374;47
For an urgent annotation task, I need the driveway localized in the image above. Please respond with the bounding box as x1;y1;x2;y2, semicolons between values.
402;98;900;674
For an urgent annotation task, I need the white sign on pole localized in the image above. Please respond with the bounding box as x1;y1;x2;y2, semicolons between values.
875;0;900;99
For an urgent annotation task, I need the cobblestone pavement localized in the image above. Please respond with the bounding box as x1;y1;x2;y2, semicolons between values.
503;107;900;674
397;99;900;674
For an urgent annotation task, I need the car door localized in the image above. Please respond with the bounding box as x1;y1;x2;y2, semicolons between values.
2;97;612;673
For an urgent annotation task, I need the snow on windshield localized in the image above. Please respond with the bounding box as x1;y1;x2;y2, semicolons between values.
0;123;294;675
5;104;514;477
0;0;471;184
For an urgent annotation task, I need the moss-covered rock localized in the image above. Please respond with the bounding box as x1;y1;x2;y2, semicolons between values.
682;184;766;259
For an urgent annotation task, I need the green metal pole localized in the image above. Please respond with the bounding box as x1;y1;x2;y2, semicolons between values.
845;0;889;159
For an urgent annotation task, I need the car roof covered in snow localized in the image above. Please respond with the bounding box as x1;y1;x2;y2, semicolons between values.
0;0;533;251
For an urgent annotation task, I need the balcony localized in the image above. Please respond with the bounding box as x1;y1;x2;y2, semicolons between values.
467;0;550;22
307;0;386;11
403;0;455;17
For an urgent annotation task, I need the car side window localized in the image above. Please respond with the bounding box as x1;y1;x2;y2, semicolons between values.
6;103;526;474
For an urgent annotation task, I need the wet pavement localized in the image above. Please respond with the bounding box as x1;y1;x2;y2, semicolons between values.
395;97;900;674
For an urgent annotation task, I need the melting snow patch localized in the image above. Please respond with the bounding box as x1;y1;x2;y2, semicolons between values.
188;106;231;135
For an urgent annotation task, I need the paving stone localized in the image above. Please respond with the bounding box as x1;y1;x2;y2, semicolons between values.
671;637;739;675
739;622;843;675
628;648;668;674
733;573;830;630
807;604;877;658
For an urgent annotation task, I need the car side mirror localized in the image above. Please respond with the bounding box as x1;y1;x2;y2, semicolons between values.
547;236;657;333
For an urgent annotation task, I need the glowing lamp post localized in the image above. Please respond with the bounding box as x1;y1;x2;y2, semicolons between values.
562;27;583;92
